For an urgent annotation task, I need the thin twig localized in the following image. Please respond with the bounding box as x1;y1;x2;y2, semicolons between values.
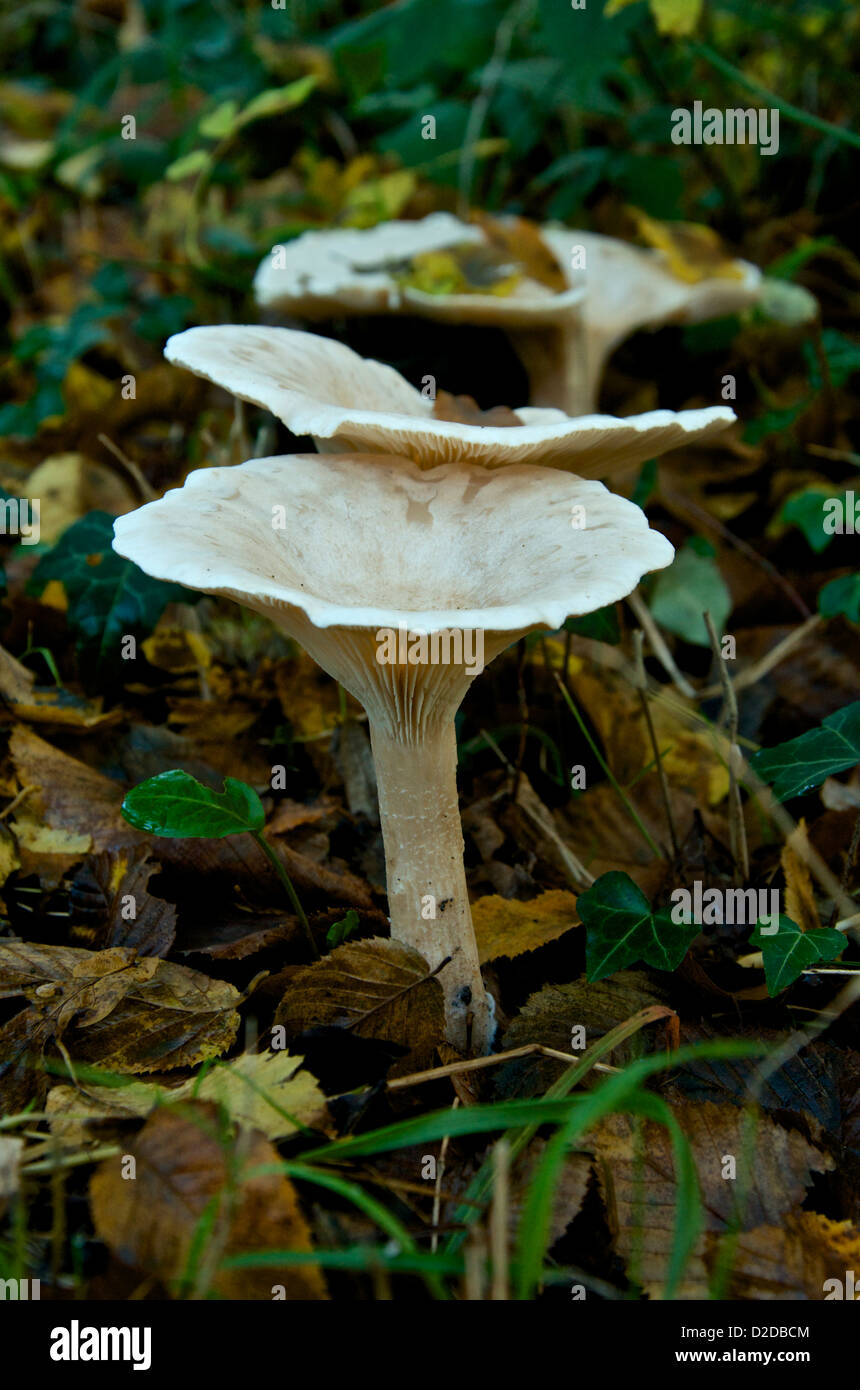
627;590;696;698
698;616;822;701
387;1042;618;1092
432;1100;458;1256
97;433;156;504
632;630;679;860
490;1138;510;1301
704;611;750;883
0;785;37;821
553;670;662;858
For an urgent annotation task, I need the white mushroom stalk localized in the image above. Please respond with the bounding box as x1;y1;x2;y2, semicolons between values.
252;213;761;414
113;452;674;1054
165;324;736;476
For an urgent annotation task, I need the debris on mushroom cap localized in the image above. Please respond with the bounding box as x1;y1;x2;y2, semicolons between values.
111;452;674;642
253;211;584;326
165;324;736;474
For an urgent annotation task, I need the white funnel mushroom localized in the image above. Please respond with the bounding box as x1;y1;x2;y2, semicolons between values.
165;324;735;477
113;452;674;1053
538;227;761;413
253;213;760;414
253;211;584;327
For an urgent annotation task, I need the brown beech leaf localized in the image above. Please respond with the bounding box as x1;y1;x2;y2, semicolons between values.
432;391;524;428
472;889;579;964
509;1142;593;1247
274;936;444;1075
497;971;667;1097
48;1049;328;1147
8;725;144;885
713;1213;860;1300
0;1009;56;1111
68;848;177;955
90;1102;327;1299
0;941;241;1074
593;1102;833;1298
474;212;568;292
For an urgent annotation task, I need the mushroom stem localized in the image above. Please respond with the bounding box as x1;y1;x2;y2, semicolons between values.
368;717;494;1055
507;322;598;416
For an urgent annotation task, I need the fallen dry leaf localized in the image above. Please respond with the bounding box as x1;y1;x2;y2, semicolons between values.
275;936;444;1076
471;889;579;964
47;1049;328;1147
90;1101;327;1299
497;971;668;1097
68;847;177;955
715;1212;860;1300
593;1102;833;1298
0;941;241;1085
781;821;821;933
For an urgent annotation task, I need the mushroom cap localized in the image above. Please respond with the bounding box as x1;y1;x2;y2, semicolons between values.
253;212;583;326
165;324;735;474
112;452;674;636
541;228;762;351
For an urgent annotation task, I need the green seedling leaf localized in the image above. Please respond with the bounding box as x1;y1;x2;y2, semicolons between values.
818;574;860;624
28;511;192;676
750;915;845;996
122;770;265;838
578;871;699;982
326;909;361;949
236;76;318;129
165;149;212;182
198;100;240;140
750;701;860;801
649;542;731;646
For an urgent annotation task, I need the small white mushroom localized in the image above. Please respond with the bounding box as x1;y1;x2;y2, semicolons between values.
165;324;735;476
113;452;674;1053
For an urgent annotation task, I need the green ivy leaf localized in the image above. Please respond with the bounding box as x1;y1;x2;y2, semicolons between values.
649;542;731;646
579;871;699;982
750;915;845;996
28;511;192;675
750;701;860;801
778;486;839;550
818;574;860;624
122;770;265;838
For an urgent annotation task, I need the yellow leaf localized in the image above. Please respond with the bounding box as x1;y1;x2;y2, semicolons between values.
142;625;212;674
628;207;745;284
649;0;703;37
781;821;821;934
472;890;579;964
